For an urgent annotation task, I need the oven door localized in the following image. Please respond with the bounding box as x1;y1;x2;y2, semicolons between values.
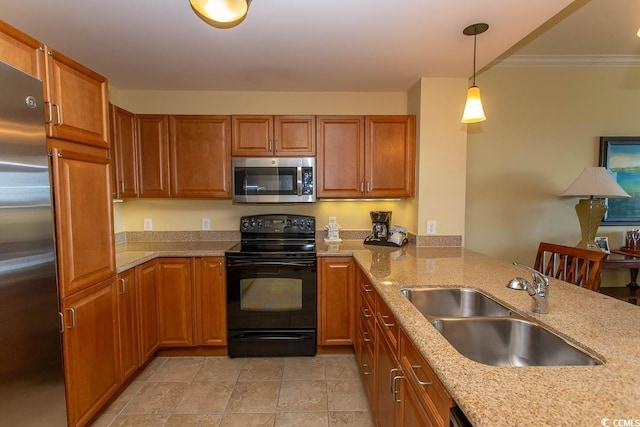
226;256;317;331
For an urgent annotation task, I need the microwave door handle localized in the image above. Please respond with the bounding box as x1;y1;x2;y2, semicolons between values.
297;167;303;196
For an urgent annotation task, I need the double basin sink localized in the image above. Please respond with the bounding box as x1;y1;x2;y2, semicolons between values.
401;288;602;367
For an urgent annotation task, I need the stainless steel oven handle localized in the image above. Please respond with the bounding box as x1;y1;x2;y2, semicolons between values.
297;166;303;196
227;260;316;268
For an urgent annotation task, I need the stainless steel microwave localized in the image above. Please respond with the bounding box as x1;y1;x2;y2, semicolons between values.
231;157;316;203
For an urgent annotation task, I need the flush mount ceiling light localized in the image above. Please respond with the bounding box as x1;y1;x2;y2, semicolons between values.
189;0;251;29
461;23;489;124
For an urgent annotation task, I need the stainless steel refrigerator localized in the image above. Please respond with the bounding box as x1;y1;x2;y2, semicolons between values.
0;61;67;425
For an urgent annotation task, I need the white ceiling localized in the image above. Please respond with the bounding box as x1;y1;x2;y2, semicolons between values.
0;0;635;92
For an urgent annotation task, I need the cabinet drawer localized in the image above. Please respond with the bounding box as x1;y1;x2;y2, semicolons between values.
358;268;376;309
358;287;375;335
400;331;453;427
376;293;399;351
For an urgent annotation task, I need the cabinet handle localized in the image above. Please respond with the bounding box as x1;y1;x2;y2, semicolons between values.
120;180;125;194
409;365;432;387
47;50;52;56
362;362;371;375
52;103;61;126
274;140;279;152
360;181;364;193
366;181;371;193
392;373;405;403
361;330;372;343
268;140;273;152
389;367;400;393
66;307;76;329
119;278;126;295
219;262;223;276
378;313;395;328
226;181;230;194
361;283;373;293
44;101;54;124
361;307;372;318
39;46;45;52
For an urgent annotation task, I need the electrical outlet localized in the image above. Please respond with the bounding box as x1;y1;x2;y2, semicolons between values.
427;220;437;235
143;218;153;231
202;218;211;231
426;259;436;272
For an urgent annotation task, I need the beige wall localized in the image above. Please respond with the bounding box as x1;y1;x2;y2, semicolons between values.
465;66;640;284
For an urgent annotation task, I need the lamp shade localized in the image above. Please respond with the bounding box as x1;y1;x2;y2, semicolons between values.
559;167;630;198
461;85;486;123
190;0;250;29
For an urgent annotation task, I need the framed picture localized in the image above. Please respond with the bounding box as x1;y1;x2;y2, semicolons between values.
599;136;640;225
595;236;610;253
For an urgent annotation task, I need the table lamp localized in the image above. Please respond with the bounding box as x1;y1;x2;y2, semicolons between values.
560;167;630;250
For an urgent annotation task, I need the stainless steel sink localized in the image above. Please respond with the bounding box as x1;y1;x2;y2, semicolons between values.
401;287;513;318
431;318;602;367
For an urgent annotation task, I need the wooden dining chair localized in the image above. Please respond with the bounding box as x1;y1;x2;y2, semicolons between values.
534;242;607;292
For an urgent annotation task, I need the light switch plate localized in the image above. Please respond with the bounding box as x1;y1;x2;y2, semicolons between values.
202;218;211;231
144;218;153;231
427;220;436;235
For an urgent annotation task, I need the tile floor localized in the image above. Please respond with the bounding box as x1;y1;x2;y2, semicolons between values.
92;354;374;427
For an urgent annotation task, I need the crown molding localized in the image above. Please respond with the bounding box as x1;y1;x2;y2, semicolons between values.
496;54;640;68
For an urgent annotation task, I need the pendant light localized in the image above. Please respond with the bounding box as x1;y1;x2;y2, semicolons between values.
461;23;489;124
189;0;251;29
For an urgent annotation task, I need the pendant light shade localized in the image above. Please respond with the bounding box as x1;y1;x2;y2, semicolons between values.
190;0;251;29
461;23;489;124
461;85;486;124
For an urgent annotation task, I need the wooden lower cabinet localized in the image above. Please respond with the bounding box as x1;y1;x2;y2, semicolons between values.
196;257;227;346
376;322;402;427
157;258;194;347
61;277;120;427
117;268;139;382
136;260;160;361
318;257;355;345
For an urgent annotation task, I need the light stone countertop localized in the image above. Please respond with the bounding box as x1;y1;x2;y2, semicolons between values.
116;240;640;426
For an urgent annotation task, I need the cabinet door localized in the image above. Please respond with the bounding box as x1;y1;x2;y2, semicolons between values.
137;260;160;361
318;257;355;345
316;116;365;198
44;47;109;148
110;104;138;198
376;322;402;427
196;257;227;346
274;115;315;156
137;114;170;197
402;379;434;427
231;115;273;156
61;277;120;427
157;258;194;347
117;269;139;382
51;143;115;298
0;20;45;80
169;115;231;197
364;116;415;198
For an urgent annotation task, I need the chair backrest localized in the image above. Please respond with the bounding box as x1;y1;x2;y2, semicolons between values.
534;242;607;291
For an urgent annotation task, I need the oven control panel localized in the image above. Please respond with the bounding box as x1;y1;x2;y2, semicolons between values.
240;214;315;234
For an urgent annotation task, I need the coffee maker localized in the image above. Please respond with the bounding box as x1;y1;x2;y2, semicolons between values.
364;211;392;246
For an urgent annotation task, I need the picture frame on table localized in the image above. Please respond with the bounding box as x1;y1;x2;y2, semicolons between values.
599;136;640;225
595;236;610;253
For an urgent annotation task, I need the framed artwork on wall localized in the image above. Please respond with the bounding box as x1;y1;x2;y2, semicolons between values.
599;136;640;225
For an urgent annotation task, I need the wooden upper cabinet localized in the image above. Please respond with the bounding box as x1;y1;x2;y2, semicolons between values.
317;115;415;199
365;116;415;198
50;141;115;298
136;114;170;197
44;47;109;148
0;20;45;80
316;116;365;198
232;115;315;156
169;115;231;198
110;104;138;198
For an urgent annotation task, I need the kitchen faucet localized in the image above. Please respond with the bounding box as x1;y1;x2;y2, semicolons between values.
506;262;550;314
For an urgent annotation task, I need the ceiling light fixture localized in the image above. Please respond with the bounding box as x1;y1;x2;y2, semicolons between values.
461;23;489;124
189;0;251;29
